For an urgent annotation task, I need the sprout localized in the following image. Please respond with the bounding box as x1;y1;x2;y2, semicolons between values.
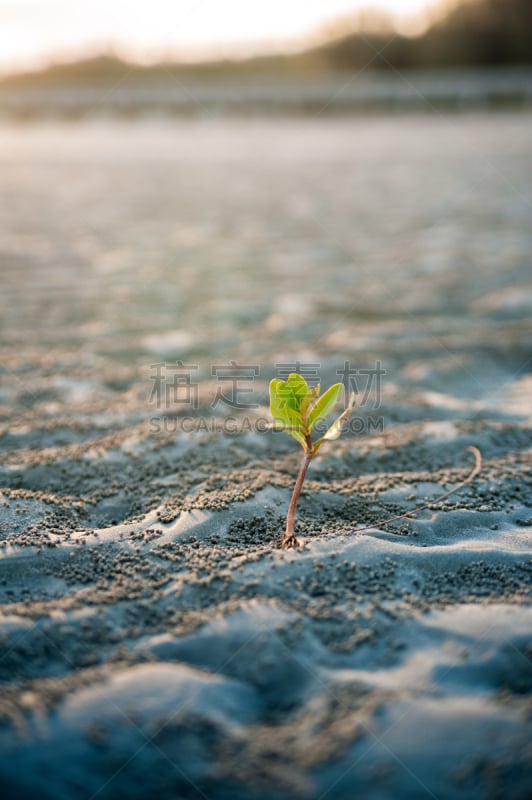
269;373;355;549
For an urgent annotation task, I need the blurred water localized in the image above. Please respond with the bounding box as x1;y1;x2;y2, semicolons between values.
0;113;531;416
1;68;531;117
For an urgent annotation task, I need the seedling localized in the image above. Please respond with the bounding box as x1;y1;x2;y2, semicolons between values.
269;373;355;549
270;373;482;549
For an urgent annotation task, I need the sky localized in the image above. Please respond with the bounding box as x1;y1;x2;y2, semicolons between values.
0;0;439;74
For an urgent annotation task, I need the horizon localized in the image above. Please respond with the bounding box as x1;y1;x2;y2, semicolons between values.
0;0;443;77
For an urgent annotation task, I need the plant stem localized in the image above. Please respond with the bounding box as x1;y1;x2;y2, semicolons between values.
281;437;313;549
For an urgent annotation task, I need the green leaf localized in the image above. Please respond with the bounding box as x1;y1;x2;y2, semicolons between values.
269;378;308;450
300;383;320;421
311;392;356;455
308;383;343;433
269;378;298;426
276;373;312;415
274;406;307;450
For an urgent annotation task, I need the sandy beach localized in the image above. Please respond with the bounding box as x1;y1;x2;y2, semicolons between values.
0;114;531;799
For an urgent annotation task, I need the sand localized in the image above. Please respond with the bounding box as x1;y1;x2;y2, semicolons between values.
0;114;531;799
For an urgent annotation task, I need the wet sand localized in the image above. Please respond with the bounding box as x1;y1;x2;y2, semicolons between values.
0;115;531;799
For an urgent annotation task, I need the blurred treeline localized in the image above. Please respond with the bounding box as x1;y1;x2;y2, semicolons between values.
2;0;531;87
314;0;532;71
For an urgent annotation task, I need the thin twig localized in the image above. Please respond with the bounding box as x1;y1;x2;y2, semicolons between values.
348;445;482;535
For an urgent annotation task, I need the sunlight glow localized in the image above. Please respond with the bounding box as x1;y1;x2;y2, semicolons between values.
0;0;439;74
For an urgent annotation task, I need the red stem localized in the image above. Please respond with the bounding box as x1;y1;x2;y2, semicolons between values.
282;436;313;546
